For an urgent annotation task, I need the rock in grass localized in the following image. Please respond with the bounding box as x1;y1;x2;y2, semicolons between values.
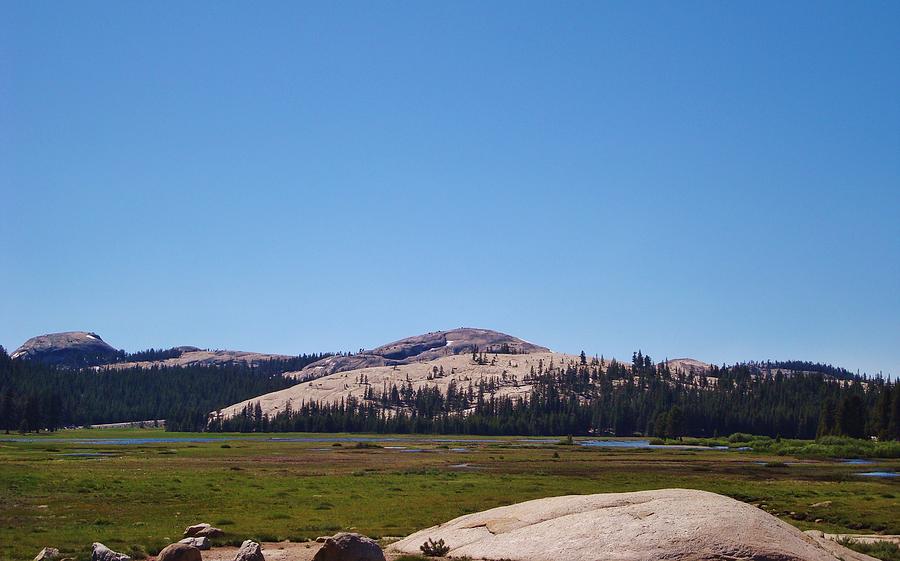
33;547;60;561
184;523;224;538
178;537;210;550
312;533;384;561
90;543;130;561
232;540;264;561
156;543;201;561
183;523;211;537
390;489;880;561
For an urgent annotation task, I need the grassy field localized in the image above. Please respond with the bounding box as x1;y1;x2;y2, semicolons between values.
1;430;898;561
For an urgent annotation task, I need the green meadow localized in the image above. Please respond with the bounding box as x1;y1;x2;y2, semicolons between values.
1;430;897;561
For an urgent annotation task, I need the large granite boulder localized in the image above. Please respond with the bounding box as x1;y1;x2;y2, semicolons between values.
90;543;130;561
12;332;120;367
390;489;879;561
232;540;264;561
156;543;200;561
312;533;384;561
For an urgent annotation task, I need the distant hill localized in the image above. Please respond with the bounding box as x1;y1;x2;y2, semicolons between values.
298;327;549;378
11;332;119;367
4;326;895;439
218;351;571;419
10;331;293;369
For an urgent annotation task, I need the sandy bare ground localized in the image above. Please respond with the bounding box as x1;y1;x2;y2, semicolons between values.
199;540;431;561
201;541;320;561
189;532;898;561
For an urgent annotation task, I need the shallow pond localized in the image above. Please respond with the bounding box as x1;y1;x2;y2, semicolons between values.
855;471;897;478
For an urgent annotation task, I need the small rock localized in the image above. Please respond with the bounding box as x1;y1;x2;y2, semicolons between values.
91;543;130;561
232;540;264;561
156;543;201;561
183;523;211;538
815;518;824;523
34;547;60;561
196;526;224;538
312;533;385;561
178;537;210;551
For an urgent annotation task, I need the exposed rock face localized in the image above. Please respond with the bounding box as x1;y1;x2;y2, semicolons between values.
312;533;384;561
156;543;201;561
12;332;119;367
178;537;210;550
90;543;130;561
33;547;60;561
232;540;264;561
390;489;878;561
662;357;712;374
296;354;404;377
300;328;548;379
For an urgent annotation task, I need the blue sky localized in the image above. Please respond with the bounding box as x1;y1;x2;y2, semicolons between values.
2;2;898;376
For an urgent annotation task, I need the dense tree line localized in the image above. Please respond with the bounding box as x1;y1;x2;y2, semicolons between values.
0;346;328;432
212;351;899;440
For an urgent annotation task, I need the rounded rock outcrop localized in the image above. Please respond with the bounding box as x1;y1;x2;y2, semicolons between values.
390;489;879;561
12;332;119;367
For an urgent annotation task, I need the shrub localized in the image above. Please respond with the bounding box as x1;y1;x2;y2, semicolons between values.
837;538;900;561
728;433;753;443
420;538;450;557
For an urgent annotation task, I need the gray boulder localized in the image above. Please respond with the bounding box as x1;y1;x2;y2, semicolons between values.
90;543;130;561
195;526;223;538
34;547;60;561
312;533;384;561
156;543;201;561
178;537;210;551
183;523;223;538
183;523;210;537
232;540;264;561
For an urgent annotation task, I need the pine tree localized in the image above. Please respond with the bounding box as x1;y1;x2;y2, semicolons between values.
817;398;836;438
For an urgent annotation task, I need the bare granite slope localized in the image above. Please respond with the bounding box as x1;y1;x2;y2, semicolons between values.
216;351;573;418
107;348;293;369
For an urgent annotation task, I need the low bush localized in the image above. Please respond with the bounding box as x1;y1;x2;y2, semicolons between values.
420;537;450;557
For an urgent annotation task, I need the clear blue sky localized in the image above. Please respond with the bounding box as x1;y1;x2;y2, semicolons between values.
2;1;898;376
